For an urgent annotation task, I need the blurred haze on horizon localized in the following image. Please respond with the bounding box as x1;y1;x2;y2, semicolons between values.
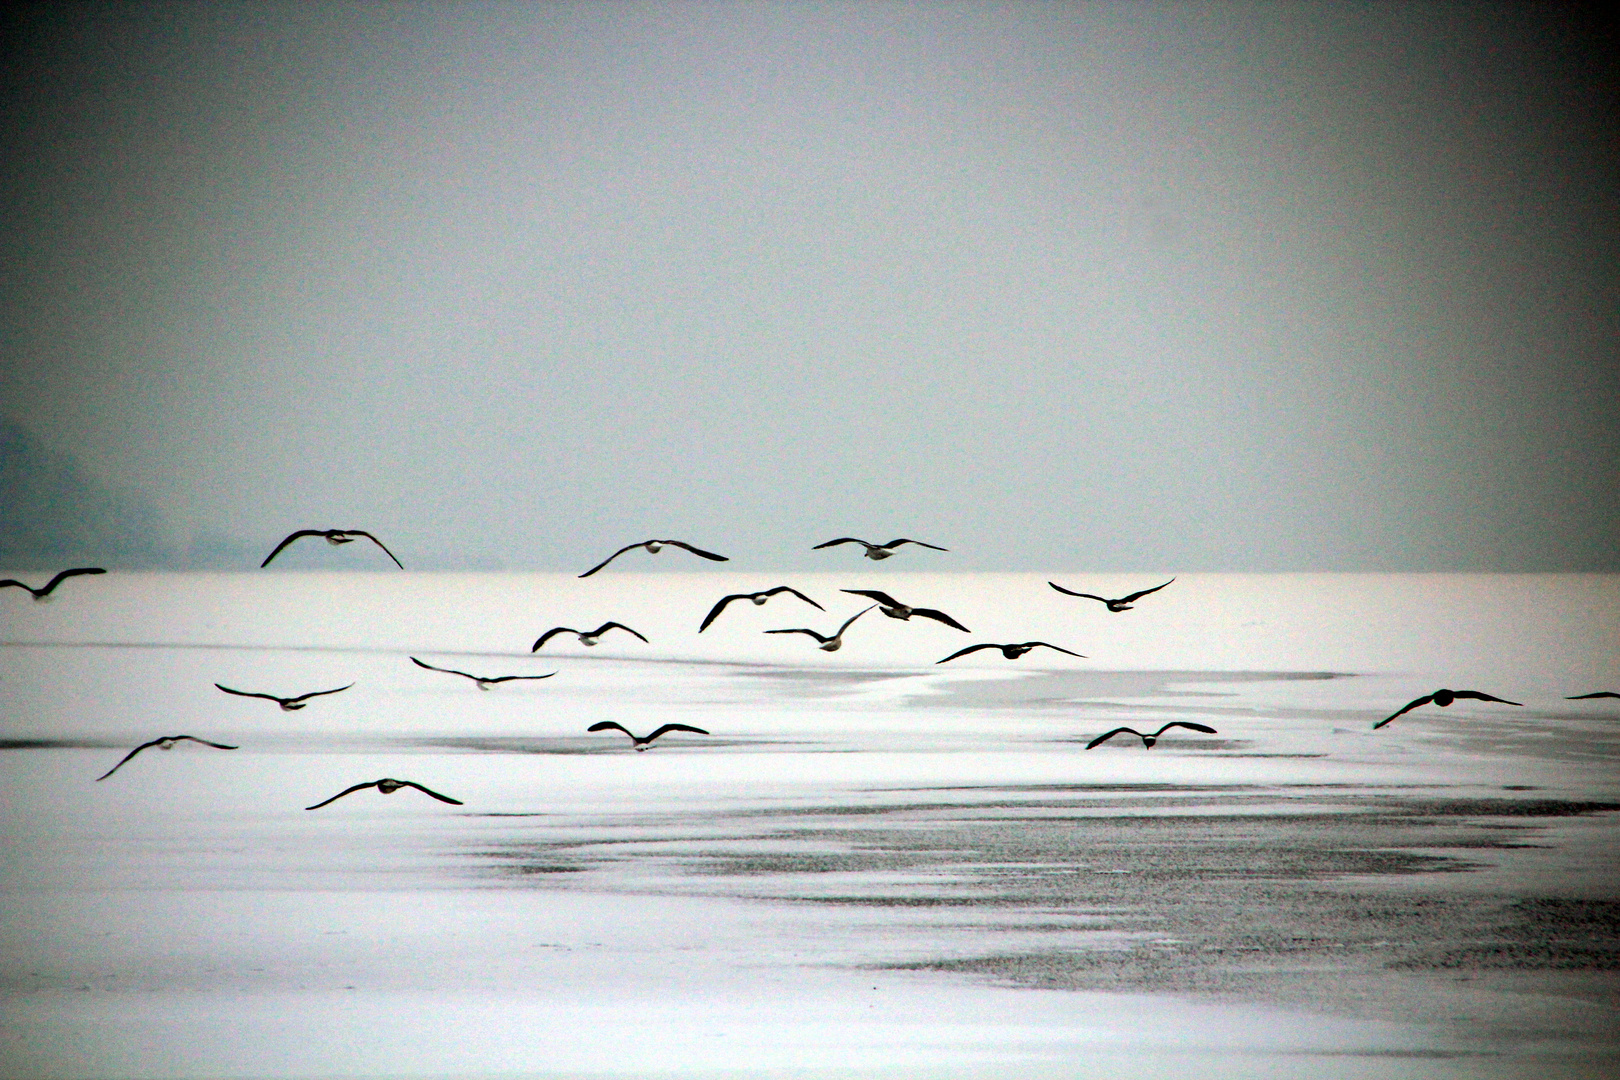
2;1;1616;572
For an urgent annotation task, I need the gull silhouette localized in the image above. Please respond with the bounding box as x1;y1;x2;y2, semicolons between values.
216;682;354;711
699;586;823;632
1568;692;1620;700
96;735;238;781
2;567;106;601
1374;689;1523;729
260;529;404;569
840;589;969;632
578;540;729;578
765;606;875;652
587;721;710;751
1085;722;1218;749
305;778;463;810
1048;578;1175;612
936;642;1085;664
531;622;648;650
410;657;556;690
812;537;947;561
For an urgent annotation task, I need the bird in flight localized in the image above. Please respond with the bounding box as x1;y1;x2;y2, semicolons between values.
936;642;1085;664
1373;688;1523;729
305;778;463;810
215;683;354;711
409;657;556;690
699;586;824;632
1;567;106;601
587;721;710;751
1085;722;1218;749
96;735;238;781
812;537;947;561
765;606;875;652
1568;692;1620;700
840;589;969;632
578;540;729;578
1048;578;1175;612
531;622;648;650
260;529;404;569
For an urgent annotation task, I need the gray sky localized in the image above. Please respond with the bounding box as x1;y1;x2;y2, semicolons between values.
2;1;1616;571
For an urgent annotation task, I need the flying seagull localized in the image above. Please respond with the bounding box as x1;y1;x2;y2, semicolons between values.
260;529;404;569
1568;691;1620;700
578;540;729;578
531;622;649;650
765;606;875;652
587;721;710;751
1;567;106;601
96;735;238;781
840;589;969;632
215;683;354;711
699;586;824;632
305;778;463;810
1085;722;1218;749
1048;578;1175;612
936;642;1085;664
1373;688;1523;729
812;537;947;561
410;657;556;690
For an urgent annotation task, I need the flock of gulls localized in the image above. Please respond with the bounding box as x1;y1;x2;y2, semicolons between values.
6;529;1616;811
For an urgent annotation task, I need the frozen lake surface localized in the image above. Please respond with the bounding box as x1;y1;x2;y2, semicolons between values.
2;572;1618;1078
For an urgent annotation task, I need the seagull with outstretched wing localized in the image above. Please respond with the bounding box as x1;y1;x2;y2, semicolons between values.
260;529;404;569
700;586;823;632
936;642;1085;664
840;589;968;632
216;682;354;711
410;657;555;690
1373;688;1523;729
305;778;463;810
578;540;729;578
812;537;946;561
1048;578;1175;612
587;721;710;751
765;606;875;652
96;735;238;781
1085;722;1218;749
531;622;648;650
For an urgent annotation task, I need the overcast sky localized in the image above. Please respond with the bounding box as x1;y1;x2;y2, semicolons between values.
2;1;1615;572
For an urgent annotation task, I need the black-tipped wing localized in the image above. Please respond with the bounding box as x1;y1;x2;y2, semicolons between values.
578;543;647;578
699;594;747;632
1048;582;1108;602
936;643;1000;664
38;567;107;596
1085;727;1145;749
842;589;901;607
348;531;404;569
411;657;478;680
305;781;381;809
1151;722;1218;737
1568;691;1620;699
284;683;354;704
644;723;710;742
882;538;947;551
772;587;824;610
588;721;634;736
812;537;867;550
1373;694;1438;729
591;621;648;642
215;684;289;704
765;627;831;643
1028;642;1085;658
532;627;579;650
910;608;970;632
838;606;877;635
260;530;327;568
1121;578;1175;604
1451;690;1523;706
97;735;237;781
400;780;462;804
664;540;729;562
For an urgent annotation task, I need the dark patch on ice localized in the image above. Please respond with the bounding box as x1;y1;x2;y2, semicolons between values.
1392;898;1620;971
